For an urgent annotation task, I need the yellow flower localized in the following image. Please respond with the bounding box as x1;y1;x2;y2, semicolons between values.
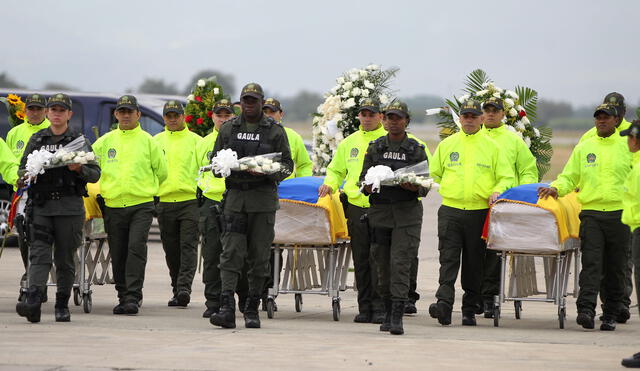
16;111;25;120
7;93;20;105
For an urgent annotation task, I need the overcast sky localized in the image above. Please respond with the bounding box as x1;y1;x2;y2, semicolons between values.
4;0;639;107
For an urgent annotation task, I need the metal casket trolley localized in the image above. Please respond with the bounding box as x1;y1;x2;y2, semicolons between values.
266;177;351;321
486;184;581;329
18;183;113;313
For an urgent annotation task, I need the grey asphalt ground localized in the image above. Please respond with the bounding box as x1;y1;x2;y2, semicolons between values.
0;192;638;370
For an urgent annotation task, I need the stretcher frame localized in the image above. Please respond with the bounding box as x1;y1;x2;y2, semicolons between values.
491;239;580;329
266;240;351;321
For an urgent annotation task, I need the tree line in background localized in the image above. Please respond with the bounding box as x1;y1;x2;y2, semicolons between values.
0;71;636;130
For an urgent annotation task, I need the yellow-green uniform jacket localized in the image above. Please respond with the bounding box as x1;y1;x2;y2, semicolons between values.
283;126;312;179
0;138;19;186
622;156;640;231
92;124;168;208
551;134;631;211
482;125;538;186
6;118;51;160
579;119;639;163
196;129;226;202
431;130;514;210
153;126;202;202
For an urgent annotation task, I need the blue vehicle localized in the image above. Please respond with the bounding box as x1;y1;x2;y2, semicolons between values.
0;90;186;245
0;89;186;142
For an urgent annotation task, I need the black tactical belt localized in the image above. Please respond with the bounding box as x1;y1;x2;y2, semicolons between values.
226;179;274;191
31;189;80;200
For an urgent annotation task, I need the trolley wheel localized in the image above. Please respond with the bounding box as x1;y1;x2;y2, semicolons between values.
558;307;566;329
83;293;92;313
266;298;275;319
294;294;303;313
332;299;340;321
493;304;500;327
514;301;522;320
73;288;81;306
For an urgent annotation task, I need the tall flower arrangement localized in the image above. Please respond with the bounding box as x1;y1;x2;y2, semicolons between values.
431;69;553;179
312;65;397;174
184;76;226;137
0;94;26;127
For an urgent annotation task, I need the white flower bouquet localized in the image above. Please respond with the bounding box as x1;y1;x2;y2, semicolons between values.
24;135;97;184
312;64;398;175
362;160;436;193
203;149;283;177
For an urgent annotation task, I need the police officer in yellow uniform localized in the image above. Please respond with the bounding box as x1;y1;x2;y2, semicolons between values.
6;93;51;282
16;93;100;323
539;103;631;331
319;97;387;323
209;83;293;329
154;101;202;307
360;100;429;335
92;95;168;316
428;99;513;326
480;97;539;318
197;98;233;318
581;93;635;323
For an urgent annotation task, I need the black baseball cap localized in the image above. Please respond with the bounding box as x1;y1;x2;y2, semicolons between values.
459;100;482;115
358;98;380;113
594;103;618;117
620;120;640;137
482;97;504;111
384;100;410;118
163;100;184;115
263;98;282;112
240;83;264;99
25;93;47;108
47;93;72;110
213;98;234;114
603;92;625;109
116;95;139;111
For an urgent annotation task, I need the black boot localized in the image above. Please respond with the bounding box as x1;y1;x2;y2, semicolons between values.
210;291;236;328
16;287;42;323
203;306;219;318
244;295;261;329
379;300;392;332
389;301;405;335
54;292;71;322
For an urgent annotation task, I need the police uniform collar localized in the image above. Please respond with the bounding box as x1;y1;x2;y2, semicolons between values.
41;126;76;138
165;125;189;134
483;124;505;131
25;118;50;127
119;122;142;133
462;129;482;137
359;123;383;132
238;113;272;127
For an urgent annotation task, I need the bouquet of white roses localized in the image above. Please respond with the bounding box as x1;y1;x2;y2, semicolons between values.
24;135;97;184
312;64;398;175
362;160;436;193
203;149;283;177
